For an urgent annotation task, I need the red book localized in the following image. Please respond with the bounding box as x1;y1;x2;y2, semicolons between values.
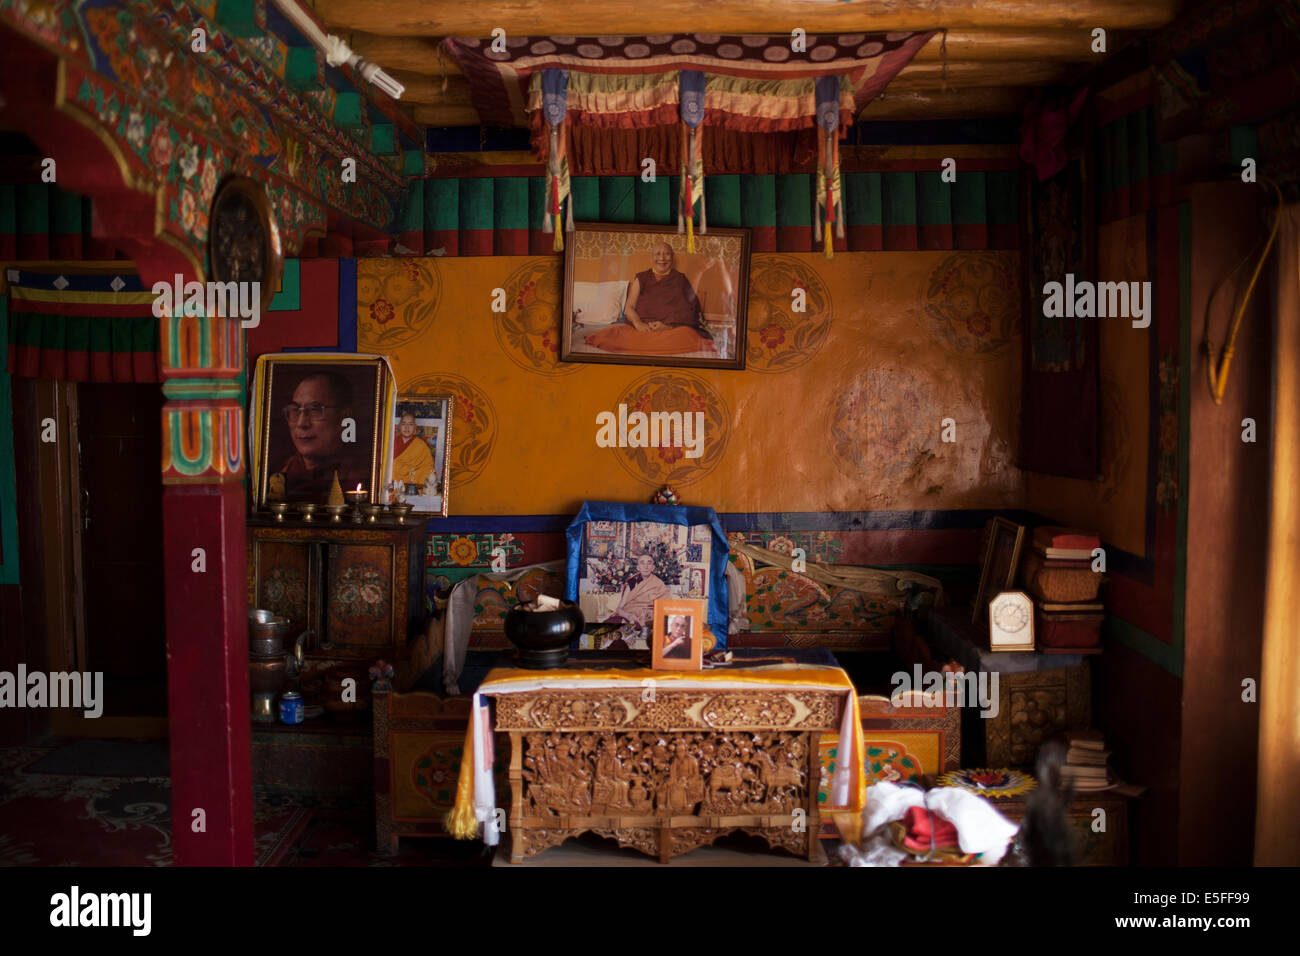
1034;526;1101;552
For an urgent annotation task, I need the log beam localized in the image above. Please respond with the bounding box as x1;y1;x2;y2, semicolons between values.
889;60;1068;91
860;86;1029;120
317;0;1178;37
390;71;474;106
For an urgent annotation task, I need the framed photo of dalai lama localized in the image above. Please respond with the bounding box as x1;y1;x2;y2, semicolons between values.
389;393;453;516
561;222;750;370
651;599;706;672
250;354;393;506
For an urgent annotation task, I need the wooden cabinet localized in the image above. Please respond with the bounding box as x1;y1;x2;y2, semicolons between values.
246;517;427;667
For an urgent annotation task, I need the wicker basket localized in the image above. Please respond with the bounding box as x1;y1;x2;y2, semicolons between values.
1022;550;1102;603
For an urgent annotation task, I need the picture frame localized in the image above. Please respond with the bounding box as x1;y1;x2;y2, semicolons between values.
565;500;730;650
388;393;453;516
561;222;751;370
651;599;706;672
972;518;1026;625
250;353;393;507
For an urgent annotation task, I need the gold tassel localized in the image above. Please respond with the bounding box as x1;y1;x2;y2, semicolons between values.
554;213;563;252
686;213;695;253
824;220;834;260
443;718;481;839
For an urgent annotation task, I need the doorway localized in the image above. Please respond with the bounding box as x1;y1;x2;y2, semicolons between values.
73;382;167;723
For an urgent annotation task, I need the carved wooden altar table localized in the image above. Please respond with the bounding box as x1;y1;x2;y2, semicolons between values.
451;664;866;863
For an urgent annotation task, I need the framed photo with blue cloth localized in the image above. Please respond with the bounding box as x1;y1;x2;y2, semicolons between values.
565;501;729;650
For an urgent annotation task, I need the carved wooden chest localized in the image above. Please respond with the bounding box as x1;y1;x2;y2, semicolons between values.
487;681;849;863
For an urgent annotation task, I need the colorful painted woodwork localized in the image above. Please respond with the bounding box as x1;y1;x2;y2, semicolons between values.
0;0;412;269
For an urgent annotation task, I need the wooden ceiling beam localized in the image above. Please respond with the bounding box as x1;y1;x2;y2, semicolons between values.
348;34;460;75
316;0;1177;37
390;71;474;106
859;86;1028;120
890;60;1068;91
412;105;486;127
911;27;1123;61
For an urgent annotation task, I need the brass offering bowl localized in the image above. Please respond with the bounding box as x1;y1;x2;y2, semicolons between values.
362;504;384;523
323;504;348;522
391;503;413;524
295;503;318;521
269;502;291;521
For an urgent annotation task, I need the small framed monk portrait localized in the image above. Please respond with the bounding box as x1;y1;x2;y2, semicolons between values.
251;354;392;506
389;393;453;516
651;600;705;672
561;222;751;369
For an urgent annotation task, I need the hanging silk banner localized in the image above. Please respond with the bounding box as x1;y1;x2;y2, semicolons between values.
678;70;706;253
540;69;572;252
814;75;844;260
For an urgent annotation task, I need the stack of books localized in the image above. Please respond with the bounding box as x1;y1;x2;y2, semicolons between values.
1061;729;1113;791
1024;526;1105;649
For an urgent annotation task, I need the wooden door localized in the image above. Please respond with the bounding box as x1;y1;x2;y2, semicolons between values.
74;382;167;720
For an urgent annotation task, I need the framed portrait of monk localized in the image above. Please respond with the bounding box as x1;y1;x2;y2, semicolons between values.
388;393;453;516
561;222;751;370
250;353;393;506
565;501;730;651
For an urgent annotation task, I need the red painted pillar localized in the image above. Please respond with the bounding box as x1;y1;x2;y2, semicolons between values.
162;484;253;865
159;306;253;866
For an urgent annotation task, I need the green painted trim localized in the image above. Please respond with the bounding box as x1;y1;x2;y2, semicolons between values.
882;172;916;226
283;46;321;91
916;172;951;226
635;176;673;225
776;174;813;227
0;184;15;233
332;92;364;128
398;180;425;232
571;178;599;221
458;178;494;231
705;174;741;228
845;172;882;226
268;258;300;311
740;175;776;227
215;0;261;38
1106;615;1183;677
425;179;459;231
370;124;396;156
0;299;19;585
161;379;244;400
598;177;636;223
402;150;426;177
492;177;529;230
51;186;81;233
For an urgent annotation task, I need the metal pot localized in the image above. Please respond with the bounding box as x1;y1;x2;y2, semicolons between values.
249;608;292;659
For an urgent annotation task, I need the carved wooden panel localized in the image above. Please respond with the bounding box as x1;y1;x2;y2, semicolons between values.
497;686;844;863
493;689;842;733
326;543;396;647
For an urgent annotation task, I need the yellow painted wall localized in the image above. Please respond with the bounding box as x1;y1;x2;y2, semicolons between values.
358;251;1025;515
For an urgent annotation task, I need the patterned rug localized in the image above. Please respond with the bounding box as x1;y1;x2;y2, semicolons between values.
0;747;485;867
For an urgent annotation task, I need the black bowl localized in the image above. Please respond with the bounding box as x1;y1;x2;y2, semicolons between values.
504;603;584;669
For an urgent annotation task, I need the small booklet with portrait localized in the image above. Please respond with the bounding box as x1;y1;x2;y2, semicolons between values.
651;599;706;672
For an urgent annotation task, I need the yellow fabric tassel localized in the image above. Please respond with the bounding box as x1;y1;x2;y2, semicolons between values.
686;214;695;253
824;221;834;260
553;213;563;252
444;717;481;839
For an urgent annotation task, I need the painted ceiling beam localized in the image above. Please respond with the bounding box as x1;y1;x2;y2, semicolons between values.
315;0;1178;36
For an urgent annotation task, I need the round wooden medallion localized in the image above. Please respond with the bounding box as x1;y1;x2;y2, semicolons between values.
207;175;283;311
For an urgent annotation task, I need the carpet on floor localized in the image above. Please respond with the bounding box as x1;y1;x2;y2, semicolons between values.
25;739;171;777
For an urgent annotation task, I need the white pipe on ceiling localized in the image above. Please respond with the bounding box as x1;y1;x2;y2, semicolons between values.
269;0;405;100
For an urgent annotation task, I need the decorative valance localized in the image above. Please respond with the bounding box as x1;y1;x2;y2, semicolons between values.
448;32;933;259
444;32;936;128
4;269;160;383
